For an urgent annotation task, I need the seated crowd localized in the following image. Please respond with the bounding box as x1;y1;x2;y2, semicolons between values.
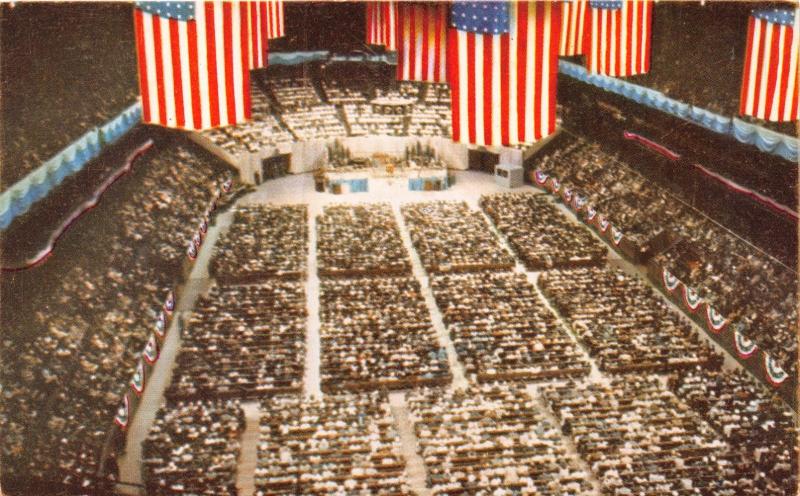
320;276;451;392
668;367;797;495
316;203;410;277
1;142;229;492
537;136;797;375
538;266;720;373
654;233;798;375
343;103;407;137
143;400;244;495
166;282;307;401
255;393;411;495
210;204;308;283
268;77;322;109
542;376;786;495
202;81;295;157
281;104;347;141
480;192;607;270
401;201;515;273
406;384;594;495
431;272;590;382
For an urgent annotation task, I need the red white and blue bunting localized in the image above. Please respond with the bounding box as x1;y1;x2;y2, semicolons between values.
164;291;175;314
143;334;159;365
586;206;597;221
734;330;758;358
572;194;587;211
610;226;623;246
130;360;145;396
155;311;167;339
534;170;549;186
598;217;610;233
704;304;728;333
764;355;788;386
114;394;130;430
681;285;703;312
561;187;573;203
661;268;680;293
550;178;561;192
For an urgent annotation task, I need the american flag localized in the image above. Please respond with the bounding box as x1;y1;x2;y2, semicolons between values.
583;0;652;77
740;8;799;122
248;1;270;69
366;1;398;51
134;1;251;130
265;0;285;39
560;0;588;56
448;1;562;146
397;3;447;82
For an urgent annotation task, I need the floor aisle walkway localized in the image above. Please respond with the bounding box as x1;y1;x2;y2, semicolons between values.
116;209;234;494
304;203;323;398
388;392;431;496
236;402;261;496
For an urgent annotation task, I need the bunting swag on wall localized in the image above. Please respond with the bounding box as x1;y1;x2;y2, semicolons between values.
366;1;398;51
448;1;562;146
396;3;448;83
133;1;252;130
739;8;799;123
560;0;589;56
584;0;652;77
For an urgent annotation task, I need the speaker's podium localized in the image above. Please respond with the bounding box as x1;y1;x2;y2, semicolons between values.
494;163;524;189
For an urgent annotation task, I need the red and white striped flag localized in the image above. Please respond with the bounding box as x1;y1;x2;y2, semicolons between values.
248;1;269;69
265;0;284;39
448;1;562;146
397;3;447;82
583;0;652;77
740;8;799;122
134;1;251;130
560;0;588;56
366;1;398;51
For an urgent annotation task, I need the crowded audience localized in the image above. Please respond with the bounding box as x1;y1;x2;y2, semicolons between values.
543;376;785;495
406;384;594;495
1;141;230;492
1;3;139;188
343;102;407;137
268;77;322;110
669;366;797;495
480;192;607;270
210;204;308;283
537;135;797;374
401;201;515;273
316;203;411;277
655;233;798;375
255;393;411;495
431;272;590;382
538;266;720;373
143;400;244;495
202;81;294;158
166;282;307;401
281;104;347;141
320;276;451;392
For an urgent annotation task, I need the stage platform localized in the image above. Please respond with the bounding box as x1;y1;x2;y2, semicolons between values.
319;166;453;194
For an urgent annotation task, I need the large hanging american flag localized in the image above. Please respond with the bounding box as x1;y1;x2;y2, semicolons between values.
265;0;285;39
448;1;562;146
740;8;799;122
248;1;270;69
397;3;447;82
366;1;398;51
583;0;652;77
134;1;251;130
560;0;588;56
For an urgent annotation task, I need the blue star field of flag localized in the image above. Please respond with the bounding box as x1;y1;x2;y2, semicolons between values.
752;8;796;27
450;1;510;35
135;1;195;21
